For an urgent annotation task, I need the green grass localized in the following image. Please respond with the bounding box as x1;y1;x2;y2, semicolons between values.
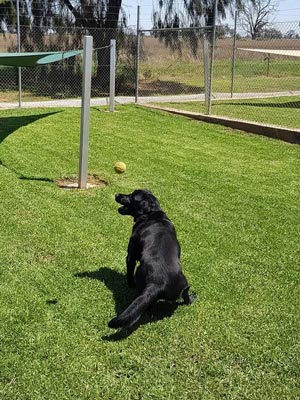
140;59;300;94
0;105;299;399
1;58;299;102
155;96;300;129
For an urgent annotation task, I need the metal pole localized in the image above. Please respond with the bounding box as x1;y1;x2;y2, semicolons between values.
203;32;210;108
230;9;238;98
78;35;93;189
109;39;116;112
16;0;22;107
207;0;218;115
135;5;141;103
266;54;270;77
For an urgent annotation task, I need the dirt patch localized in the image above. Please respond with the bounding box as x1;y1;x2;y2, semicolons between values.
55;174;108;189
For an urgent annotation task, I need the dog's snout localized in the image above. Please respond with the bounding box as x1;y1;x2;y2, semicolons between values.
115;193;129;205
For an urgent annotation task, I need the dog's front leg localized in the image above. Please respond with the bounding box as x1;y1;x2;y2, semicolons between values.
126;239;137;287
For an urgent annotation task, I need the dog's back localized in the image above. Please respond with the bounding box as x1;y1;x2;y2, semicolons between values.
133;212;187;295
108;190;194;329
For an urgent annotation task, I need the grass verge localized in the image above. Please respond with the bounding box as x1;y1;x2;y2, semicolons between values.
154;96;300;129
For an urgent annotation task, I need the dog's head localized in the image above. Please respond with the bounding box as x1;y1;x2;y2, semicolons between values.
115;189;161;219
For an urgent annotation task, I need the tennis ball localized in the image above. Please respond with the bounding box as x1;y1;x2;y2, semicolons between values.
114;161;126;174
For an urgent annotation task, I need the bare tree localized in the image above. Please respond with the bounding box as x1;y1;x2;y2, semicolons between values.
239;0;277;39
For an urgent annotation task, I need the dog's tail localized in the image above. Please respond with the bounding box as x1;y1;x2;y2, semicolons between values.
108;284;161;329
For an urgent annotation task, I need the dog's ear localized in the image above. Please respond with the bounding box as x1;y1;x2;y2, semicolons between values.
138;198;161;215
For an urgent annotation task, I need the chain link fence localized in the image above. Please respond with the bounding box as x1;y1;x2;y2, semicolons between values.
136;27;208;98
0;25;136;103
0;14;299;130
136;22;300;97
137;20;300;129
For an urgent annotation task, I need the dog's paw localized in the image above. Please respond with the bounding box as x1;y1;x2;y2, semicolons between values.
188;293;197;304
182;291;197;305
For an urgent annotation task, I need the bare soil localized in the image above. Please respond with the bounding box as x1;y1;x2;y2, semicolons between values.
55;174;108;189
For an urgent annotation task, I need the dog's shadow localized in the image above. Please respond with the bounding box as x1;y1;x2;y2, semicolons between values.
75;267;180;341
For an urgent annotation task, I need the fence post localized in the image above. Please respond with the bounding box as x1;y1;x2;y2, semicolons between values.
78;35;93;189
207;0;218;115
16;0;22;107
135;5;141;103
230;9;238;98
110;39;116;112
203;31;210;109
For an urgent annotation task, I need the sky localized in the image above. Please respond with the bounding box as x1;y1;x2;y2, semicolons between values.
123;0;300;30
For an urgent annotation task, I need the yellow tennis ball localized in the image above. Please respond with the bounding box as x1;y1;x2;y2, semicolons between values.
114;161;126;174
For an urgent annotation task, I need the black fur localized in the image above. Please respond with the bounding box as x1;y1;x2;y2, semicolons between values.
108;189;194;329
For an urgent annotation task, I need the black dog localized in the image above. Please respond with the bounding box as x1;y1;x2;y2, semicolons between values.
108;189;194;329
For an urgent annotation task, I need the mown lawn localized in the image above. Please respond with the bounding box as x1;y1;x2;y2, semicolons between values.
0;105;299;399
155;96;300;130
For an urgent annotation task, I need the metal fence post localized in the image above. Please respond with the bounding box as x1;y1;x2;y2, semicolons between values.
230;9;238;98
203;31;210;109
135;5;141;103
110;39;116;112
78;35;93;189
16;0;22;107
207;0;218;115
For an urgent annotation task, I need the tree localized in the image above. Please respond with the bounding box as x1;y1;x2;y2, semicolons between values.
261;27;282;39
216;23;234;38
152;0;243;56
60;0;126;88
0;0;126;87
239;0;277;39
285;30;299;39
153;0;243;30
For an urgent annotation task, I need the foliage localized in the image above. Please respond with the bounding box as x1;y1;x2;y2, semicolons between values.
0;0;127;86
261;27;282;39
151;0;241;58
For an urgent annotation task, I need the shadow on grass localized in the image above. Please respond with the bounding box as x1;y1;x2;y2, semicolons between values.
0;111;60;143
19;176;54;183
0;159;54;183
75;267;180;341
139;80;204;96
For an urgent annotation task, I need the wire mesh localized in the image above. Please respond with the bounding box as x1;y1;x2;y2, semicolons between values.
0;13;299;130
138;21;300;130
136;27;209;98
0;25;136;103
211;20;300;129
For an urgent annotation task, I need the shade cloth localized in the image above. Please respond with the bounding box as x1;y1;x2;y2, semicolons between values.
0;50;83;67
237;48;300;58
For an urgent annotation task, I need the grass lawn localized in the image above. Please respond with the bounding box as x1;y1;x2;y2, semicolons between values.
139;59;300;94
154;96;300;130
0;105;299;399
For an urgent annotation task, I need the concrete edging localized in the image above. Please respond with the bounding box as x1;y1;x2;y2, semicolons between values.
144;105;300;145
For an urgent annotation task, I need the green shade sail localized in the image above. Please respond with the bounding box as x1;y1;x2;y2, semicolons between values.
0;50;83;67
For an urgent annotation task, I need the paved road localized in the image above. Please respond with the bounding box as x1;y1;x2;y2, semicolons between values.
1;91;300;109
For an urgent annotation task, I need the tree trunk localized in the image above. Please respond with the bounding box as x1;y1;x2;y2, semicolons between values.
62;0;122;92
